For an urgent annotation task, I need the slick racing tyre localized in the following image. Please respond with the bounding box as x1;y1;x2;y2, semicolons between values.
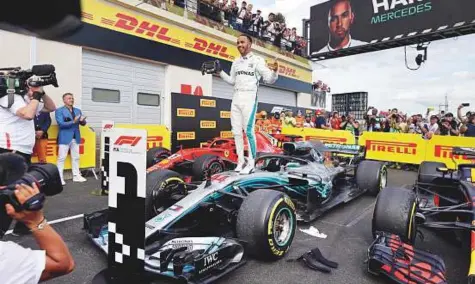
237;189;296;260
372;187;418;244
417;161;447;184
192;154;225;181
146;147;171;168
356;160;387;196
145;170;186;220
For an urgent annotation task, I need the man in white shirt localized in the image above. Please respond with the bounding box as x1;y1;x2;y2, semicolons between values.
0;178;74;284
218;34;279;173
0;83;56;164
0;82;55;236
317;0;367;53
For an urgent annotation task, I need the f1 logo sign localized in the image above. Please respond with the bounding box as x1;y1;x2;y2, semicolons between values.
114;136;142;146
104;124;114;130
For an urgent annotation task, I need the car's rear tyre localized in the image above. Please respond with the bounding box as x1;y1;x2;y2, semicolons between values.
192;154;226;181
372;187;418;244
146;147;171;168
236;189;296;260
145;170;185;220
356;160;388;196
417;161;447;184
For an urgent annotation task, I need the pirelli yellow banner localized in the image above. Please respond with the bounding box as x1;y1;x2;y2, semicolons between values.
81;0;312;83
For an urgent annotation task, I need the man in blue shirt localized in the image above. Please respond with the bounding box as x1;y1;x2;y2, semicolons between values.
55;93;87;185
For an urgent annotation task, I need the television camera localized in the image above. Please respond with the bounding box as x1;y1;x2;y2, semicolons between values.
0;153;63;238
0;64;58;106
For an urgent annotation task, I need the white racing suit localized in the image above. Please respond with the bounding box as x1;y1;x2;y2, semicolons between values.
219;52;278;169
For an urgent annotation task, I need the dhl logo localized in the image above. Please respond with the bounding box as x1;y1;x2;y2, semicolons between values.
114;13;177;43
366;140;417;155
434;145;471;160
200;120;216;129
277;65;297;77
32;138;86;158
177;108;196;117
192;38;233;59
177;132;196;140
200;99;216;108
220;131;233;138
220;111;231;119
305;136;347;144
147;136;164;149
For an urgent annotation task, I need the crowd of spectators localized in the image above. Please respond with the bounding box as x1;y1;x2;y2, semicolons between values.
143;0;307;56
254;103;475;140
362;104;475;139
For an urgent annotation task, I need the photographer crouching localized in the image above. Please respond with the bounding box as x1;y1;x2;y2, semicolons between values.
0;153;74;283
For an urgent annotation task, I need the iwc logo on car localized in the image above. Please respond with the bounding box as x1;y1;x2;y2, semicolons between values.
177;108;196;117
220;131;233;138
220;111;231;119
200;99;216;108
200;120;216;129
177;132;196;140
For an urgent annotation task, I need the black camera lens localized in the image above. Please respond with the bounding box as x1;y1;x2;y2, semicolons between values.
13;163;63;196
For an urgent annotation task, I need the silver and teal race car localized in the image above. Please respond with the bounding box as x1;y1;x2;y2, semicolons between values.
84;140;387;283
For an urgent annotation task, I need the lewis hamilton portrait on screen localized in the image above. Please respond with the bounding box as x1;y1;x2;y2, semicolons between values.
317;0;367;53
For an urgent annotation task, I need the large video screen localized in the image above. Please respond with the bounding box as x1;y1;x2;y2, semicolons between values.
310;0;475;57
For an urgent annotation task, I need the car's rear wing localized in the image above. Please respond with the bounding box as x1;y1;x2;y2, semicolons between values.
324;143;364;156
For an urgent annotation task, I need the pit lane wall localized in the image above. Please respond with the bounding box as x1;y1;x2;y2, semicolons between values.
281;127;475;169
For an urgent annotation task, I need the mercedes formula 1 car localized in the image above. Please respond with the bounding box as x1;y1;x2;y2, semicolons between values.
146;131;283;182
84;140;387;283
371;147;475;283
145;140;388;223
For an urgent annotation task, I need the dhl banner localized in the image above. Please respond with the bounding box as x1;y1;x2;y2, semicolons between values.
31;125;96;170
281;127;356;145
81;0;312;83
283;128;475;169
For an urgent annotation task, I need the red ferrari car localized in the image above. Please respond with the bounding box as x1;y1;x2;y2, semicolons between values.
146;131;283;182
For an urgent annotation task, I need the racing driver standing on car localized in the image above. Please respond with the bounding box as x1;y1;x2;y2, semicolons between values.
217;34;279;173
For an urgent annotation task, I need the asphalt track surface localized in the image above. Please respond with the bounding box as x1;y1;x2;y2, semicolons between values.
4;169;469;284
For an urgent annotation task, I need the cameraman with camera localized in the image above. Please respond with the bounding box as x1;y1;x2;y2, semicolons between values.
0;74;56;164
0;153;74;283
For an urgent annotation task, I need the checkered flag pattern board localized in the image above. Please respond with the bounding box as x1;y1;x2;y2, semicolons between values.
106;128;147;282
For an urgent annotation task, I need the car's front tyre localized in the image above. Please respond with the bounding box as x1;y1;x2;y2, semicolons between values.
145;170;185;220
236;189;296;260
372;187;418;244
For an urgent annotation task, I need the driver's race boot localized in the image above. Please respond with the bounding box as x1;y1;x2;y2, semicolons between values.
240;159;255;174
234;161;245;172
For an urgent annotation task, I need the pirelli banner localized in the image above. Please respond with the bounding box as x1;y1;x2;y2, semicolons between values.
358;132;475;169
171;93;314;150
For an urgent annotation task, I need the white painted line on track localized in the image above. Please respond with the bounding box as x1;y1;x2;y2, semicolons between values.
5;214;84;236
345;202;375;227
